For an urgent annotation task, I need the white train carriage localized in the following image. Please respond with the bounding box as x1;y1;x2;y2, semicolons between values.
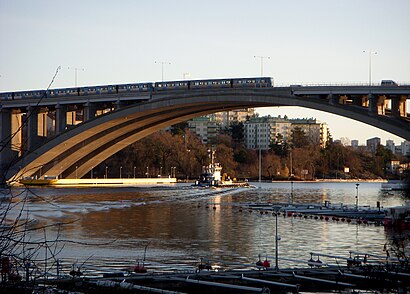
154;81;189;91
189;79;232;89
79;86;98;96
117;83;153;93
97;85;117;94
232;77;273;88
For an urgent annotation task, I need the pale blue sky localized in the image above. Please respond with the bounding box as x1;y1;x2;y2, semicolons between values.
1;0;409;144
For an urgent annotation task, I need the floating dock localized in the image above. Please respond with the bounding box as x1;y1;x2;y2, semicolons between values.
18;177;177;187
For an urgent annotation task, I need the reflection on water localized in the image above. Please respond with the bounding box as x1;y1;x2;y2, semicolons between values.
6;182;409;273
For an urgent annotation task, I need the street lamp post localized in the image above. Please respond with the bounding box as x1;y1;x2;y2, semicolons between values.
146;166;149;178
274;208;280;270
355;183;360;210
363;50;377;86
120;166;122;179
133;166;136;179
254;55;270;76
155;61;171;81
105;166;108;179
68;67;85;87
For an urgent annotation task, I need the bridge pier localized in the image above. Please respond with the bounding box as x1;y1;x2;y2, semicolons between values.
84;101;98;120
353;95;369;107
368;94;386;115
26;106;47;151
328;94;338;105
0;108;14;183
55;103;67;133
391;95;407;118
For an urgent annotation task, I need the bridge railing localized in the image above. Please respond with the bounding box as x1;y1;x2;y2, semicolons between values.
275;81;410;87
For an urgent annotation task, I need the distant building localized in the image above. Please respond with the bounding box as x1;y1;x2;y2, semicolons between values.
386;160;401;174
401;141;410;156
289;118;329;148
351;140;359;149
212;108;255;128
366;137;381;153
188;116;218;144
244;116;291;150
385;140;395;153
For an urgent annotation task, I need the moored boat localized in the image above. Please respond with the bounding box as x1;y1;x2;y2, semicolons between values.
193;150;250;188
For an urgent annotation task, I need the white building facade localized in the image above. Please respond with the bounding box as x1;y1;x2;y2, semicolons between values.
244;116;291;150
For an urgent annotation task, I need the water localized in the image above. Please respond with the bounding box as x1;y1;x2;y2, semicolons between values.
4;181;409;276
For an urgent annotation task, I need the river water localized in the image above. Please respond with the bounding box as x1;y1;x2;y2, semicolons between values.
5;181;410;275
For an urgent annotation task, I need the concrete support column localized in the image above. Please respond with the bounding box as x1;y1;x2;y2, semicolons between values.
391;95;407;118
55;103;67;133
368;94;378;115
353;95;368;107
328;94;339;105
115;99;125;110
368;94;387;115
84;101;97;121
0;108;13;183
26;106;42;151
378;95;386;115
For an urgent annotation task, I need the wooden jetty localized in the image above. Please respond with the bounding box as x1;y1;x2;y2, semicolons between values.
8;255;409;294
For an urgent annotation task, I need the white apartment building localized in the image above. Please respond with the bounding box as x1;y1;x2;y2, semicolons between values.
211;108;255;128
244;116;291;150
289;118;329;148
187;116;218;144
351;140;359;149
366;137;381;153
401;141;410;156
385;140;395;153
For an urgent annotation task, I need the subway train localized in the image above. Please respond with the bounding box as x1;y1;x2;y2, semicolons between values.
0;77;273;100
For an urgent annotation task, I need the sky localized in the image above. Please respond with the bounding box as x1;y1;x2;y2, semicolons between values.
1;0;409;145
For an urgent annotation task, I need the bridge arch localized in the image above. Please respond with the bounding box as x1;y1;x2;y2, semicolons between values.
7;88;410;181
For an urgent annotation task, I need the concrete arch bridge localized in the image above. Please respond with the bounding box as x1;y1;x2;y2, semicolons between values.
0;84;409;183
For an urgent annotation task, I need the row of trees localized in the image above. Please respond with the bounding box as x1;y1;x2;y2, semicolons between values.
93;123;408;181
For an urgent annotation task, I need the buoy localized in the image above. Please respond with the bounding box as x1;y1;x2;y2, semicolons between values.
134;265;147;273
256;254;263;267
260;211;264;215
319;216;324;220
341;218;345;222
325;216;329;221
314;216;318;220
346;219;351;223
262;258;270;268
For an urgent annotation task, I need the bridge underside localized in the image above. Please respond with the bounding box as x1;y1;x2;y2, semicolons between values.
6;89;410;182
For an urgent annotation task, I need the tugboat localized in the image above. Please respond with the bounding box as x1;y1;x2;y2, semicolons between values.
194;149;250;188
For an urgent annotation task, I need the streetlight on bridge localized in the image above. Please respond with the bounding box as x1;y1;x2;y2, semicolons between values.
254;55;270;76
362;50;377;86
155;61;171;81
67;67;85;87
